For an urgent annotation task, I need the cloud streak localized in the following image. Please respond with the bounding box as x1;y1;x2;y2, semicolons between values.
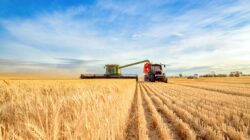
0;0;250;75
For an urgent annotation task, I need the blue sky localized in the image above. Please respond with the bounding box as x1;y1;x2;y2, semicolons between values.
0;0;250;75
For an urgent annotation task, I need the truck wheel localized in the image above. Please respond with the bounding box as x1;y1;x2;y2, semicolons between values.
144;75;149;82
165;78;168;83
150;74;155;82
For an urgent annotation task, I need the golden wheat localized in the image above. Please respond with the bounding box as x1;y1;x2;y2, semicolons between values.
0;79;136;140
1;76;250;140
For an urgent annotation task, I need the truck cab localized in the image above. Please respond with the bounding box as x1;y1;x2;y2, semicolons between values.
144;63;167;82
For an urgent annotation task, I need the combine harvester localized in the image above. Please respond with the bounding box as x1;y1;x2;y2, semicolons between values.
80;60;167;83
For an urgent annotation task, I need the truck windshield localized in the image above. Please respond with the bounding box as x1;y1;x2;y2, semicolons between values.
154;66;161;71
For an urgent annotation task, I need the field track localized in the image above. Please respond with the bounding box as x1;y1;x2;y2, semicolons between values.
126;82;250;140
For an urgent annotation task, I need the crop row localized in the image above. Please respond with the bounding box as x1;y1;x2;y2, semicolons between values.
137;82;249;140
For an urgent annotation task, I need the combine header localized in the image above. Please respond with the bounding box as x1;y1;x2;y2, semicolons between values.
80;60;168;83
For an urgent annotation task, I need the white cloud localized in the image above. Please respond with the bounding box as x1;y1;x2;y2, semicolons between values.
1;1;250;75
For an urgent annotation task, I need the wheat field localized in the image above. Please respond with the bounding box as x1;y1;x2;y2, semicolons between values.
0;79;136;140
1;76;250;140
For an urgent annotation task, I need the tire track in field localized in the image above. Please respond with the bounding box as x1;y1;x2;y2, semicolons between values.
171;83;250;97
178;80;250;87
126;85;139;140
139;83;171;140
148;83;246;140
137;83;149;140
141;83;194;140
140;87;159;140
174;80;250;89
143;83;225;140
143;84;200;139
156;83;250;111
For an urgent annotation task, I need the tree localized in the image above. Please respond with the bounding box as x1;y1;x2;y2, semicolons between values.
230;71;243;77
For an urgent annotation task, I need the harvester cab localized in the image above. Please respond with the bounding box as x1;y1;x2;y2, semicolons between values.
104;64;121;75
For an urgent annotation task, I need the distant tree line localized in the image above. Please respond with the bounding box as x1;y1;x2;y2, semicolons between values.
200;74;227;77
172;71;249;78
199;71;245;77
